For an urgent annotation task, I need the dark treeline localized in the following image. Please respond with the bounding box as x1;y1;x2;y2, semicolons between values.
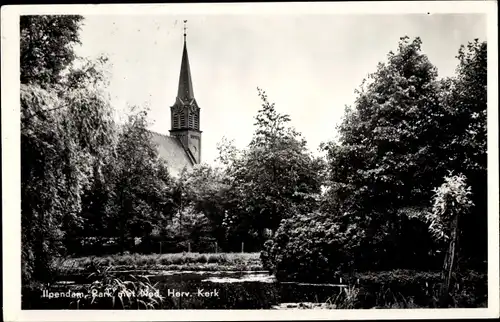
21;15;487;300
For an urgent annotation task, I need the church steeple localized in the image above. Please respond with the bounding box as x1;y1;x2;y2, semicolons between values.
170;20;202;164
177;20;194;101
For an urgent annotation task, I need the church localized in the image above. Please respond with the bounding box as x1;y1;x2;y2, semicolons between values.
150;22;202;177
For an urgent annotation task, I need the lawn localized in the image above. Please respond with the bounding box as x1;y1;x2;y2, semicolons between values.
54;252;264;275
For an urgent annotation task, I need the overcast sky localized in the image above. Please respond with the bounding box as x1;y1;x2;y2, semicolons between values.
75;13;486;165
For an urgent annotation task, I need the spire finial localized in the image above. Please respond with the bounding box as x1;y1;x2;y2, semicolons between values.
183;20;187;42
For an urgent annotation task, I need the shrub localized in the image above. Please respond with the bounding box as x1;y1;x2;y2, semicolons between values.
261;211;365;283
323;272;487;309
260;240;275;271
352;270;487;308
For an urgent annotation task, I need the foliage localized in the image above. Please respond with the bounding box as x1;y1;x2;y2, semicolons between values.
177;164;233;246
72;268;164;309
346;269;486;286
221;89;325;247
216;136;240;168
439;39;487;176
358;270;486;308
438;39;487;268
20;15;176;284
70;109;177;255
20;14;120;283
323;270;487;309
424;173;473;242
263;36;487;282
423;173;474;306
20;15;84;86
372;285;421;309
21;79;116;281
326;285;360;309
21;86;67;282
261;211;365;282
99;109;175;253
160;205;211;242
56;252;263;275
317;36;487;272
323;36;446;220
63;55;112;90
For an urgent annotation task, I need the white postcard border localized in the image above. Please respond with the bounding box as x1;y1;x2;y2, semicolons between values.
2;1;498;321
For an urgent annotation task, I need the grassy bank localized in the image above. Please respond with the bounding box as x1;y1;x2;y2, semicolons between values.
54;252;263;275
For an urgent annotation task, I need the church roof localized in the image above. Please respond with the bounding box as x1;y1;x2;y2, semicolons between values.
150;131;194;177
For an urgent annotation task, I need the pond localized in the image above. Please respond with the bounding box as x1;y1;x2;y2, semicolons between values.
23;271;350;309
143;271;347;309
25;269;486;309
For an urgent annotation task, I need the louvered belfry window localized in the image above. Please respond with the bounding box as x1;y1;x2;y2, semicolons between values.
194;112;199;130
180;112;186;128
173;113;179;128
189;113;195;129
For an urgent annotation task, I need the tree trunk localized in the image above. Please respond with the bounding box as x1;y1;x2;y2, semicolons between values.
439;214;459;307
119;187;126;255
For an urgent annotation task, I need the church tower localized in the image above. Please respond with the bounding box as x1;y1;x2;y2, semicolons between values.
169;21;202;164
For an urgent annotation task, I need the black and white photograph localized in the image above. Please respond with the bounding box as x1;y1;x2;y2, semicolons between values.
2;1;499;321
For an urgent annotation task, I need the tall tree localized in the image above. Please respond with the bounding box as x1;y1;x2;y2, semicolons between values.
180;164;232;246
104;109;175;253
20;15;117;282
322;36;487;271
20;15;84;86
322;36;449;269
438;39;487;269
222;89;324;248
21;81;116;281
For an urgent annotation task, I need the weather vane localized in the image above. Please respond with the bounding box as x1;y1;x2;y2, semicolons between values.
183;20;187;42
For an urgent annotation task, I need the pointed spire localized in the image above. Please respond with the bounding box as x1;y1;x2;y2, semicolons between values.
177;20;194;101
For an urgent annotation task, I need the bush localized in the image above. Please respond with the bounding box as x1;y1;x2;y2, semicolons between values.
352;270;487;308
320;270;487;309
261;211;365;283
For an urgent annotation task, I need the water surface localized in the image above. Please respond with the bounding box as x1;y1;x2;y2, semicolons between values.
25;271;347;309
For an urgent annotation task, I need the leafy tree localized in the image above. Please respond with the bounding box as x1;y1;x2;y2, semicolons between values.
319;37;487;272
20;15;119;281
20;15;84;86
320;36;458;270
221;89;324;248
216;136;240;168
422;173;474;306
21;86;67;282
327;36;447;211
161;205;211;245
104;109;175;253
21;81;116;280
265;37;487;281
438;40;487;269
181;164;232;246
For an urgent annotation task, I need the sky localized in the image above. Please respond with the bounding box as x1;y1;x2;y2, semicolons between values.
75;13;486;165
